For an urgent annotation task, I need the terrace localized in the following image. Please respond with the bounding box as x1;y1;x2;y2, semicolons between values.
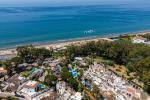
1;74;27;92
132;36;150;46
21;81;39;97
82;62;145;100
0;67;7;77
56;81;83;100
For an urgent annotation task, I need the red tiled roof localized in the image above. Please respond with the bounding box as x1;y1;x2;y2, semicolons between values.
0;67;7;73
127;87;135;94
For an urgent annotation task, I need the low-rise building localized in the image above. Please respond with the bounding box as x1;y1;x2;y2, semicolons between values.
82;62;146;100
74;57;83;61
0;67;7;77
21;81;39;98
133;37;147;43
132;36;150;45
32;89;58;100
29;68;43;79
19;80;51;100
124;86;141;100
17;63;28;71
56;81;83;100
2;74;27;92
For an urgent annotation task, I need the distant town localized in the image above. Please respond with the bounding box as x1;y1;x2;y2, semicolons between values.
0;33;150;100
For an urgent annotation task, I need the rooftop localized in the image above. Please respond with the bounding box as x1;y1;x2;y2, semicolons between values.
127;86;136;94
0;67;7;73
82;62;144;100
24;81;39;88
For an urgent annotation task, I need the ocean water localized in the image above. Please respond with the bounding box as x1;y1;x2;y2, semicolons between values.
0;4;150;48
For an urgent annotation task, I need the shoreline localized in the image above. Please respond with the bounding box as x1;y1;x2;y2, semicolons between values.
0;31;149;57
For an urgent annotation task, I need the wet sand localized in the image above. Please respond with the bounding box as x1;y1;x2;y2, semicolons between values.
0;31;148;60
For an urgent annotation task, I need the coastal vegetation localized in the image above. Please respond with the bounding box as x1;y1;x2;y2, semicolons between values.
61;66;83;92
1;37;150;95
1;45;52;76
16;45;52;63
44;72;57;86
142;33;150;41
63;40;150;94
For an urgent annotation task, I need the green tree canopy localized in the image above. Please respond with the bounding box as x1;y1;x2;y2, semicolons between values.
44;74;57;86
61;66;72;81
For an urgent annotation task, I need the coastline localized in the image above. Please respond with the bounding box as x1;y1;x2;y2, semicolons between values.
0;31;149;58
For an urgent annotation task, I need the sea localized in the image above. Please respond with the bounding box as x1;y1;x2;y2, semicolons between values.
0;4;150;49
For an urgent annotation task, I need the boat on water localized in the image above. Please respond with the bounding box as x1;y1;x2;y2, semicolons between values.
84;29;95;34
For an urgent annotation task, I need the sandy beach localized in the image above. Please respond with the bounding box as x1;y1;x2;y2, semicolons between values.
0;37;112;61
0;31;149;60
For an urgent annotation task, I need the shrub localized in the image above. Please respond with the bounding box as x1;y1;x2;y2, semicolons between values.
116;69;121;72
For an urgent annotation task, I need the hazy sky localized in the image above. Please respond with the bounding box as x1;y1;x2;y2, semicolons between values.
0;0;149;7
